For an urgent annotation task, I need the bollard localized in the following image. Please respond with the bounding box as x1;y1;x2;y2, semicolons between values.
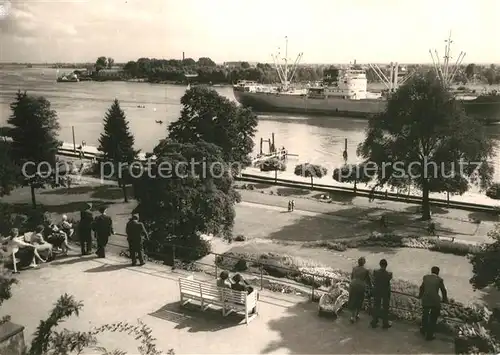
385;190;388;198
311;274;315;301
260;265;264;290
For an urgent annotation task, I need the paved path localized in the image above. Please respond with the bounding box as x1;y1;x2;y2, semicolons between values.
4;253;453;354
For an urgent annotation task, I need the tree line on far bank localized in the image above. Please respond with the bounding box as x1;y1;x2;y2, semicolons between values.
1;74;500;291
106;56;500;86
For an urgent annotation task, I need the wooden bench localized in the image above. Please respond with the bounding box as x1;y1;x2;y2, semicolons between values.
178;275;258;324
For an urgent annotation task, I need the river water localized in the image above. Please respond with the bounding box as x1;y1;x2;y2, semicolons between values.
1;68;500;206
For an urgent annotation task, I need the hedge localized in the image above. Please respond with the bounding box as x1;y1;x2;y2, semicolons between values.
303;232;482;256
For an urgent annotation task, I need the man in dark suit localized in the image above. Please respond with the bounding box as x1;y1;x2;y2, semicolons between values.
371;259;392;329
419;266;448;340
93;206;114;258
125;214;148;266
78;203;93;255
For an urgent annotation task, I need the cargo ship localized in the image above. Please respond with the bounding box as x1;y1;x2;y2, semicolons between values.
233;36;500;124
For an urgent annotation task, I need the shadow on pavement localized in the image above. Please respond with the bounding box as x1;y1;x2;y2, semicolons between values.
84;263;130;272
265;206;452;242
51;255;96;266
150;301;245;332
261;301;453;354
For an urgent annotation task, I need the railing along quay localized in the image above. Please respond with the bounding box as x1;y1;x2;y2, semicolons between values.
237;173;500;215
4;137;495;215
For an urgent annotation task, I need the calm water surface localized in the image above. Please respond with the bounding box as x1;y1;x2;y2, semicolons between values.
1;68;500;205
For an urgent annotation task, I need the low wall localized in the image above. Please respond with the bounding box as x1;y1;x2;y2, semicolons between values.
0;321;26;355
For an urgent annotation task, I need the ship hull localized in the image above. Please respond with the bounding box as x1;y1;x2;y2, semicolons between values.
233;90;500;124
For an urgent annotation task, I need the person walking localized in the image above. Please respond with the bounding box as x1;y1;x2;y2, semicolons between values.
291;200;295;211
419;266;448;340
78;203;94;256
125;214;148;266
348;257;371;323
370;259;392;329
93;206;114;258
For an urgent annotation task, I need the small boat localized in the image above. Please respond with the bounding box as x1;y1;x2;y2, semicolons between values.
155;120;163;124
137;105;146;108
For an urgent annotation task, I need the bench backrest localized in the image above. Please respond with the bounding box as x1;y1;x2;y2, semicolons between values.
179;277;249;304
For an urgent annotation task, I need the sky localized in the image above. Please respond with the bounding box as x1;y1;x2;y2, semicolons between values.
0;0;499;64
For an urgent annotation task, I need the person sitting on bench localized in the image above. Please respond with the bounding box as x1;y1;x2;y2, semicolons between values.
46;224;71;255
231;273;254;294
30;225;53;260
217;270;232;288
231;273;256;314
60;215;74;238
0;228;43;271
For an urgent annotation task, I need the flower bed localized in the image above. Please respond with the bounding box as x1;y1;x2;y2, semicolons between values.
215;251;490;336
304;232;482;256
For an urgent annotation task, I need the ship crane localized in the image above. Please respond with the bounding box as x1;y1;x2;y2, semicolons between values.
271;36;303;91
368;62;415;92
429;31;466;89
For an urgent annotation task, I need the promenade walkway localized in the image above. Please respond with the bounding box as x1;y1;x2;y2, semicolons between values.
4;254;454;354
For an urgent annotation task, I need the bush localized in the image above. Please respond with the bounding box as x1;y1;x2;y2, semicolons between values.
429;240;481;256
233;234;246;242
144;236;212;263
486;183;500;200
455;323;500;353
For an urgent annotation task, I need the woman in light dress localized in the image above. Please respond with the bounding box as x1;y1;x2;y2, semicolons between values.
0;228;45;272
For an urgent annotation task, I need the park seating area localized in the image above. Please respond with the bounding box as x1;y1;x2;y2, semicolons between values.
179;275;258;324
0;214;75;273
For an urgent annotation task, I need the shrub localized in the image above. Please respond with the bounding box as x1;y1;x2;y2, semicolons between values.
233;234;246;242
455;323;500;354
486;183;500;200
429;240;480;256
234;258;248;271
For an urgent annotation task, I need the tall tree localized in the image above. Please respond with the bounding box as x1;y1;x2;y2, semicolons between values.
8;91;62;208
0;141;19;197
168;86;258;168
357;74;495;220
95;56;107;71
133;140;240;261
107;57;114;69
465;63;476;80
98;99;139;202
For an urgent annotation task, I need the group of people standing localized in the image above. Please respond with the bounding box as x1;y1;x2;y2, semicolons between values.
348;257;448;341
77;203;148;266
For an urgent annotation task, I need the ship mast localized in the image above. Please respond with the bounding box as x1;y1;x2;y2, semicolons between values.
429;31;466;89
271;36;303;91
